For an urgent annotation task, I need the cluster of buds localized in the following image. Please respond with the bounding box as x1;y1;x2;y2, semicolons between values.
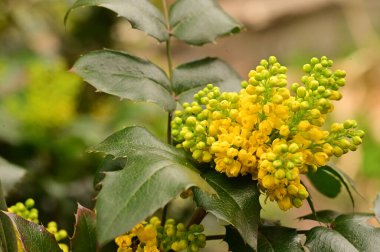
8;199;68;252
172;56;364;210
8;198;39;223
115;217;206;252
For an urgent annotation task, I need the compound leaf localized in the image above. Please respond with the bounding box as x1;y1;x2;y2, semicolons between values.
65;0;168;42
0;181;17;252
170;0;242;45
258;226;303;252
193;171;260;250
72;49;176;111
307;166;341;198
90;126;215;245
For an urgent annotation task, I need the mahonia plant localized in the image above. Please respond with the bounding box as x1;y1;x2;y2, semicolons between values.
115;217;205;252
8;199;69;252
172;56;364;210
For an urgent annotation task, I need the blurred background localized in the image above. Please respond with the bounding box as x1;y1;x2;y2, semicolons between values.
1;0;380;249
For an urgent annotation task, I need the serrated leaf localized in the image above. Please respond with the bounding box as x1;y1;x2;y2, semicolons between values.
4;213;62;252
71;204;98;252
299;210;340;224
172;57;242;102
193;171;260;249
91;126;215;245
65;0;168;42
72;49;176;111
0;157;26;196
375;193;380;223
170;0;243;45
305;213;380;252
307;166;341;198
0;181;17;252
258;226;303;252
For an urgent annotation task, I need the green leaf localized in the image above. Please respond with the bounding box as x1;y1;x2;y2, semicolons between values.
299;210;340;224
305;226;358;252
224;226;254;252
172;57;242;102
170;0;243;45
321;166;357;208
91;126;215;245
4;213;62;252
307;166;341;198
65;0;168;42
375;193;380;223
193;171;260;250
0;181;17;252
72;49;176;111
258;226;303;252
71;204;98;252
0;157;26;196
305;213;380;252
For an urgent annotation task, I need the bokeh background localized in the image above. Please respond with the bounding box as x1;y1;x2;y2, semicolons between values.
1;0;380;249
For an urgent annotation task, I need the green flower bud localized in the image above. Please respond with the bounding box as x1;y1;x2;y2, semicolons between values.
287;185;299;195
25;199;35;208
288;143;299;154
296;87;307;98
303;64;312;73
269;56;277;64
298;188;309;199
292;198;303;208
274;169;286;179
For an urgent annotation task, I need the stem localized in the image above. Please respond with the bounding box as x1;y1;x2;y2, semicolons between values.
162;0;174;223
186;208;208;228
206;234;225;241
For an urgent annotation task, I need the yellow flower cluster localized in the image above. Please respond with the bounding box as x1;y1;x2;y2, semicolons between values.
115;217;206;252
172;56;364;210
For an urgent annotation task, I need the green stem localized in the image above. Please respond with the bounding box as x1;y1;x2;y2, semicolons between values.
162;0;174;223
186;208;208;228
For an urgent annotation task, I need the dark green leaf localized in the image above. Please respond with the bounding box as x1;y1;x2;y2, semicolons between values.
0;181;17;252
71;204;98;252
4;213;62;252
193;171;260;249
321;166;357;208
91;126;215;245
65;0;168;42
170;0;243;45
93;155;126;190
299;210;340;224
305;213;380;252
307;166;341;198
172;57;242;101
0;157;26;196
375;193;380;223
72;49;176;111
333;214;380;252
305;226;358;252
258;226;303;252
225;226;254;252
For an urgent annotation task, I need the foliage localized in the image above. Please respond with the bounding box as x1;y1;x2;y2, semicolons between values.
0;1;378;252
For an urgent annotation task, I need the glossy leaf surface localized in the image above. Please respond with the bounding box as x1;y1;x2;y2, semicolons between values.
305;213;380;252
193;171;260;249
90;126;215;245
170;0;242;45
258;226;303;252
307;166;341;198
72;50;176;111
65;0;168;42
